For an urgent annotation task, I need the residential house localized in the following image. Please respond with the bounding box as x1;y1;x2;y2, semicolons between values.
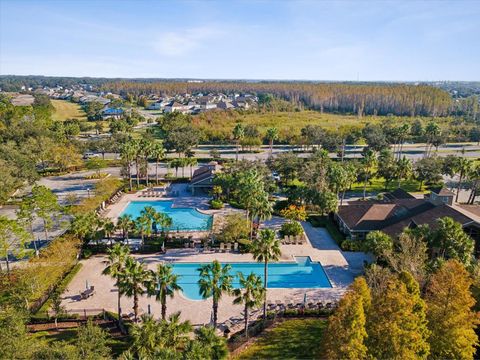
334;188;480;257
101;107;124;120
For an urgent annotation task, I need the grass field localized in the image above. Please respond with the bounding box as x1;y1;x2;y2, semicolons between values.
234;319;327;359
52;100;87;122
192;110;457;143
350;177;428;194
193;110;379;141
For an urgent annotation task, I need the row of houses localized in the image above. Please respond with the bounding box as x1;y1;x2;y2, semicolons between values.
146;93;257;114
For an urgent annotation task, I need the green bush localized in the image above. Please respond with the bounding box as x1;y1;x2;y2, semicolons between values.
210;199;223;209
237;238;252;253
82;248;92;259
280;221;303;237
217;214;250;242
340;239;363;251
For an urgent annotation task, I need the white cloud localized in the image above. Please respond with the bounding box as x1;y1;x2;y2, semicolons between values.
151;26;222;56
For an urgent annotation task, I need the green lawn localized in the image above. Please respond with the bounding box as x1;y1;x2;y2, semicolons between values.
350;177;428;194
234;319;327;360
52;99;87;122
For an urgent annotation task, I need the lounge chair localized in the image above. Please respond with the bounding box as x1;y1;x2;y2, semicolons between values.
225;243;232;252
233;242;238;252
220;242;225;252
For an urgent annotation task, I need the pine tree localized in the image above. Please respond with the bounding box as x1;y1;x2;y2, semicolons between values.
322;277;370;360
425;260;480;360
367;275;430;359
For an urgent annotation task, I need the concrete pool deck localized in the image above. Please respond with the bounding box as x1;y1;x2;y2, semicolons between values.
61;218;370;330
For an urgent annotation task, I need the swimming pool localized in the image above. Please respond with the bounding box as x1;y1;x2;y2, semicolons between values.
120;201;213;231
171;257;332;300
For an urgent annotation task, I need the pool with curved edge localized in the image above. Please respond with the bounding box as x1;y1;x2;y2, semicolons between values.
171;256;332;300
120;200;213;231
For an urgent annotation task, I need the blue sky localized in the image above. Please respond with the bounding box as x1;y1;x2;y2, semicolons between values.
1;0;479;81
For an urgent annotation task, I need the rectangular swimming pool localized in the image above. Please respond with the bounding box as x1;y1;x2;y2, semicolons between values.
120;201;213;231
171;256;332;300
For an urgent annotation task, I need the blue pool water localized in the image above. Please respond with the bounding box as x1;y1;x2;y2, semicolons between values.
120;201;213;231
171;257;332;300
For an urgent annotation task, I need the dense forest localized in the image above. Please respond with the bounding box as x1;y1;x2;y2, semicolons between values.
105;81;453;117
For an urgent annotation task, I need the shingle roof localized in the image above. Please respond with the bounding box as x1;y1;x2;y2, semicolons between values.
430;187;455;196
337;189;477;236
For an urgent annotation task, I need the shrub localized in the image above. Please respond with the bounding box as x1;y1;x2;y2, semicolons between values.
280;221;303;237
210;199;223;209
340;239;363;251
217;214;250;242
280;204;307;221
237;238;252;253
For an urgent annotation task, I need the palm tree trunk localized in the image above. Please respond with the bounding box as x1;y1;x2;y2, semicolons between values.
5;250;10;276
236;140;239;162
146;160;149;187
117;286;122;319
128;162;133;191
270;140;273;157
263;261;268;319
456;173;463;202
156;159;159;185
135;158;140;187
213;299;218;328
363;175;368;200
244;305;249;339
161;294;167;320
133;291;138;322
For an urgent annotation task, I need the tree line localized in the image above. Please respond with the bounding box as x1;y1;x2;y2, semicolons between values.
103;80;453;117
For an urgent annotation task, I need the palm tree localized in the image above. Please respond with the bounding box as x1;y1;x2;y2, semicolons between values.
151;142;165;185
395;156;413;188
198;260;233;328
266;127;279;157
233;272;265;339
251;193;273;239
361;149;377;200
132;139;142;187
233;123;245;162
159;312;192;349
456;157;472;202
117;214;134;244
118;256;152;322
424;121;441;158
102;219;116;246
188;157;198;179
102;244;130;318
149;263;182;320
136;213;153;246
190;325;228;360
130;314;162;358
250;228;281;319
141;139;154;187
120;141;136;191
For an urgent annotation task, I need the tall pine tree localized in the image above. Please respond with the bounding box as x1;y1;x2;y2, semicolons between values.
322;277;370;359
425;260;479;359
367;275;430;359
